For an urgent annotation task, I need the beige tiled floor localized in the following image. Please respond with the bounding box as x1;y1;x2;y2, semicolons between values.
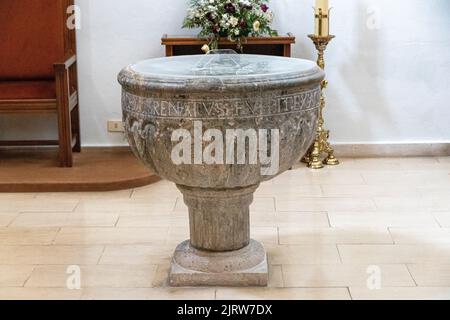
0;157;449;300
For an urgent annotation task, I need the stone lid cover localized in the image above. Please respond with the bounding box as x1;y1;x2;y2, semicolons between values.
118;54;324;93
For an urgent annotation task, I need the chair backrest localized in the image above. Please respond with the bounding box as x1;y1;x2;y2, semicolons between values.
0;0;75;81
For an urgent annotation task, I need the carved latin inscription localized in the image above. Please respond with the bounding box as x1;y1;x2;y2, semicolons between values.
123;88;320;120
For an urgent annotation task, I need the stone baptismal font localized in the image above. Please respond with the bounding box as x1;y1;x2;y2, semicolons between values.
118;52;324;286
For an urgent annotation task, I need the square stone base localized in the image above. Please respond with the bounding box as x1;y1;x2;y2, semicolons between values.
169;254;268;287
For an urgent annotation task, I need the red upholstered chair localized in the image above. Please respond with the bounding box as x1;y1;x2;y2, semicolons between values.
0;0;80;167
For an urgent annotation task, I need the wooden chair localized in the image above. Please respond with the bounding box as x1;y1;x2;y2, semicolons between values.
0;0;80;167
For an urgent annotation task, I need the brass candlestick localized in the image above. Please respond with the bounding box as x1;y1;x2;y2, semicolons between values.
303;34;339;169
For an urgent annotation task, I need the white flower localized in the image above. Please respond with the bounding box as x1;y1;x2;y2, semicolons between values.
220;17;228;27
220;19;230;29
229;16;239;27
253;20;260;32
201;44;210;53
234;29;240;36
187;9;195;19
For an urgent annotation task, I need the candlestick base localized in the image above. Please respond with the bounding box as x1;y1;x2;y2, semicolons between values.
306;141;324;169
324;155;339;166
303;34;339;170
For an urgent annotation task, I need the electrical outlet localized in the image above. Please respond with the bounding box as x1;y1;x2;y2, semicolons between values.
107;120;124;132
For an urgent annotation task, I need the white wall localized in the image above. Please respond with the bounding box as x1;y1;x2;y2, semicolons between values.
1;0;449;146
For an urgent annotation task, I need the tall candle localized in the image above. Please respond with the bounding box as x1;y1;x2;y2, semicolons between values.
314;0;329;36
315;0;329;13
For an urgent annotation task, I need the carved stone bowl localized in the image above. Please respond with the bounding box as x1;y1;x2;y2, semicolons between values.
118;54;324;286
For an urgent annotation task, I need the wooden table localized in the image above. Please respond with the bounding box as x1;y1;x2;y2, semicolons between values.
162;34;295;57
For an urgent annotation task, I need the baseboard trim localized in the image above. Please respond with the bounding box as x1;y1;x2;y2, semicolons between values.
333;143;450;157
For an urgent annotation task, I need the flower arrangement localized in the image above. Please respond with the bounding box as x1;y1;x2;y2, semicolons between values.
183;0;277;52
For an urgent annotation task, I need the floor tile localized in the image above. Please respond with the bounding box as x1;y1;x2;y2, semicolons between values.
131;187;182;200
0;156;449;300
428;197;450;211
275;197;376;212
151;264;170;287
282;264;414;287
417;186;450;197
0;246;104;265
99;245;173;265
252;227;279;245
251;212;330;228
279;227;393;245
407;264;450;286
321;184;421;198
373;197;433;211
0;265;35;287
273;170;365;186
254;184;323;197
328;211;439;228
266;244;341;265
25;265;157;288
433;212;450;227
0;212;18;227
0;228;58;245
250;197;276;212
268;265;284;287
389;228;450;244
81;287;215;300
10;212;119;228
0;287;82;300
75;199;176;214
361;171;450;186
34;190;133;200
166;226;190;246
54;227;168;245
216;288;350;300
350;286;450;300
351;157;440;170
338;244;450;264
131;182;180;199
116;214;188;228
437;157;450;164
0;199;79;213
0;194;36;201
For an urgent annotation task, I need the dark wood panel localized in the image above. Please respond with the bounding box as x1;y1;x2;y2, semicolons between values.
162;34;295;58
0;140;59;146
172;43;286;57
0;99;57;113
